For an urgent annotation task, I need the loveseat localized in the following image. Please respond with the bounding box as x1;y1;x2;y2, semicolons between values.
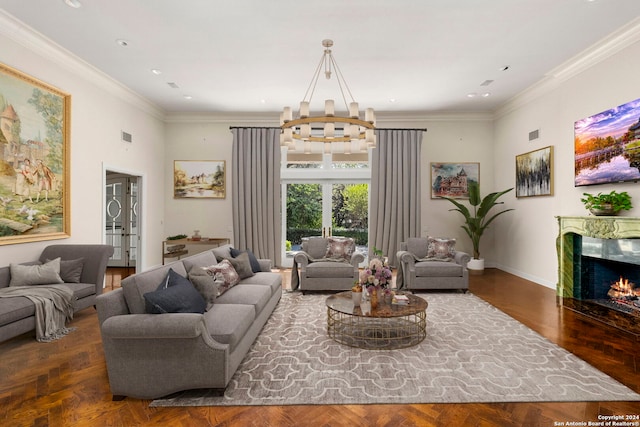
292;236;364;293
396;237;471;292
0;244;114;343
96;244;282;400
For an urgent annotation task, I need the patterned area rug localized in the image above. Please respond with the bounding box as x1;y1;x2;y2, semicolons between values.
151;292;640;407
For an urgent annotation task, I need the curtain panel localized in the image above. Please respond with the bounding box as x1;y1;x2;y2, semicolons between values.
231;127;281;266
370;129;423;266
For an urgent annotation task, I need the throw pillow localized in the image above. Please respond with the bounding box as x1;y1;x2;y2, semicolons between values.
202;259;240;296
46;257;84;283
324;236;355;261
9;258;64;287
144;268;206;314
225;252;255;280
230;247;262;273
188;269;220;310
427;237;456;260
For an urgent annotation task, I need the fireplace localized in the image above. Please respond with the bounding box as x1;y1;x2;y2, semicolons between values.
556;216;640;339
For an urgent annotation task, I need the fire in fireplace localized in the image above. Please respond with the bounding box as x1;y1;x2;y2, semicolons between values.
606;277;640;311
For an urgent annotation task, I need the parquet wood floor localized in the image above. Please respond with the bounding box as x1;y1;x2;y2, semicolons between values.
1;268;639;426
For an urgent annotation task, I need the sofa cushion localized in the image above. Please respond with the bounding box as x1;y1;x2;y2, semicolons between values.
144;269;206;314
230;248;262;273
204;303;255;352
121;262;188;314
215;284;271;317
0;296;35;327
212;244;233;262
324;236;355;261
427;237;456;260
46;257;84;283
181;250;217;274
64;282;97;300
202;259;240;296
303;237;328;260
239;272;282;295
415;260;463;277
225;252;254;280
188;270;219;309
305;261;354;278
406;238;428;259
9;258;64;287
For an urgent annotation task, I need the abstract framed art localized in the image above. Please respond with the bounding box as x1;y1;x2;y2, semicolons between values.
0;63;71;245
515;146;553;198
173;160;226;199
431;162;479;199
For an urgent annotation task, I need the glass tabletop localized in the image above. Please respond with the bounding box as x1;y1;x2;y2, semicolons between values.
325;291;427;318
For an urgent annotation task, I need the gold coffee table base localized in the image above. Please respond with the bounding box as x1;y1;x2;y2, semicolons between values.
326;292;427;350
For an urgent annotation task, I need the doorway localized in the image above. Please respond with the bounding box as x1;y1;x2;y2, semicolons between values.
105;171;140;269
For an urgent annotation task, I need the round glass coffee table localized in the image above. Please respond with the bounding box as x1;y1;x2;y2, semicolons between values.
325;291;427;349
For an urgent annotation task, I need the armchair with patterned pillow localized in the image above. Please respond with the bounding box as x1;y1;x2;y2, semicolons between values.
292;236;365;293
396;237;471;292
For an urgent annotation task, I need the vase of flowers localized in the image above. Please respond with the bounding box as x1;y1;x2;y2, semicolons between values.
359;258;393;310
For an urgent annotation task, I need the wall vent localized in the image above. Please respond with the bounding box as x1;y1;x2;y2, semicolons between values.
528;129;540;141
121;131;132;143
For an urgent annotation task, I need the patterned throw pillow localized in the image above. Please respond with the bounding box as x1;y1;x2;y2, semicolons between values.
202;259;240;296
427;237;456;260
324;236;355;261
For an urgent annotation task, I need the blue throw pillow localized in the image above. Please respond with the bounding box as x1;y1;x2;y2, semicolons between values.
144;268;206;314
230;248;262;273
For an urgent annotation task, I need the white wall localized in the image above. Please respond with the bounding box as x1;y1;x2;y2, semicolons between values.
493;37;640;288
0;16;166;270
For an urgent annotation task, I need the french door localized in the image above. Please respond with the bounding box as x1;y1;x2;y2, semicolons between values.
105;174;138;267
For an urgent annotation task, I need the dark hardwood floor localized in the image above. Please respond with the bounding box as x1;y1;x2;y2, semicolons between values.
1;268;639;426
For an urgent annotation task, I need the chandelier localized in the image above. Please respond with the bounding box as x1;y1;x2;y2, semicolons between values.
280;39;376;154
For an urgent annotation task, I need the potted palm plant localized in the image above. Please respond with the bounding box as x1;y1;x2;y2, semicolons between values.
439;182;514;273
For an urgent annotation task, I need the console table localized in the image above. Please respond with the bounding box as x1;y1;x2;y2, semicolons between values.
162;238;230;264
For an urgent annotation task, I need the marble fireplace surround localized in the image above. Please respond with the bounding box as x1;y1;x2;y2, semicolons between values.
556;216;640;339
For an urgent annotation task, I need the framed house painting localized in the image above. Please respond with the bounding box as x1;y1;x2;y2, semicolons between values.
0;63;71;245
431;162;479;199
174;160;226;199
515;146;553;198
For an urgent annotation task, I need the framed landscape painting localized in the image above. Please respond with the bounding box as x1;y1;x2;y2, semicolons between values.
431;162;479;199
174;160;226;199
0;63;71;245
515;146;553;198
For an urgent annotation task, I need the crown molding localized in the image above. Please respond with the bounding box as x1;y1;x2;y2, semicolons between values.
0;10;166;120
494;16;640;120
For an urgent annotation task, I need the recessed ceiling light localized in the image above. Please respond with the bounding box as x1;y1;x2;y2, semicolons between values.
151;69;162;75
481;92;491;98
260;99;266;104
183;95;193;100
467;93;477;98
389;98;397;103
115;39;129;47
64;0;82;8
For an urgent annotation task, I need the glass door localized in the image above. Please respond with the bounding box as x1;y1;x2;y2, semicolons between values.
105;174;138;267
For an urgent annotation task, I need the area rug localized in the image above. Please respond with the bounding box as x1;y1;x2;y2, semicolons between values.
151;292;640;407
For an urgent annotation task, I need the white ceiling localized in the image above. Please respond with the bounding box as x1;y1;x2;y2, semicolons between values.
1;0;640;115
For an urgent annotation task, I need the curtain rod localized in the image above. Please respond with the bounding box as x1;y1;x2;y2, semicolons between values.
229;126;427;132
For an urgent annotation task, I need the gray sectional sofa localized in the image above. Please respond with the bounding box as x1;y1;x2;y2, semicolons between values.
0;244;114;343
96;245;282;400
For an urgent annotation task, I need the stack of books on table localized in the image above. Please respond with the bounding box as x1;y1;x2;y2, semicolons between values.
392;294;410;305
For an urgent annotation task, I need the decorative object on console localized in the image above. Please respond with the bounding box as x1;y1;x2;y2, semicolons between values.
0;62;71;245
580;190;632;216
280;39;375;155
574;96;640;187
515;145;553;197
439;181;514;272
431;162;479;199
173;160;226;199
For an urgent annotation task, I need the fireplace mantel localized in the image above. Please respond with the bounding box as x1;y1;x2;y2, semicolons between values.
556;216;640;297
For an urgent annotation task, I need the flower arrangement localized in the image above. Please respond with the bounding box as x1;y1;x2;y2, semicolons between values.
359;258;393;290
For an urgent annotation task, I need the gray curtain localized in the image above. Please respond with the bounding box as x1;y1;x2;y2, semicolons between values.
369;129;423;266
231;127;281;266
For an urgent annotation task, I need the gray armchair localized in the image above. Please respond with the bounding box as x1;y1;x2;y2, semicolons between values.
396;237;470;292
292;236;364;293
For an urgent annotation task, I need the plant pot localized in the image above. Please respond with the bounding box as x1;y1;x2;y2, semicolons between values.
589;206;618;216
467;258;485;275
351;291;362;307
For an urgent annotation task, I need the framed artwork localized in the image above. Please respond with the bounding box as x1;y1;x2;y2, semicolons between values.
431;162;479;199
174;160;226;199
515;145;553;198
0;63;71;245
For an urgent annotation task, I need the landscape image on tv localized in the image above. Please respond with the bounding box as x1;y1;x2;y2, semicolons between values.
574;97;640;186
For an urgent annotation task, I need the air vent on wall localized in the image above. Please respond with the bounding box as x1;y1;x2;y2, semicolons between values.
528;129;540;141
121;131;132;143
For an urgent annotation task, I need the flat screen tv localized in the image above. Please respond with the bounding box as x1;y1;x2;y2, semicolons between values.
574;96;640;186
